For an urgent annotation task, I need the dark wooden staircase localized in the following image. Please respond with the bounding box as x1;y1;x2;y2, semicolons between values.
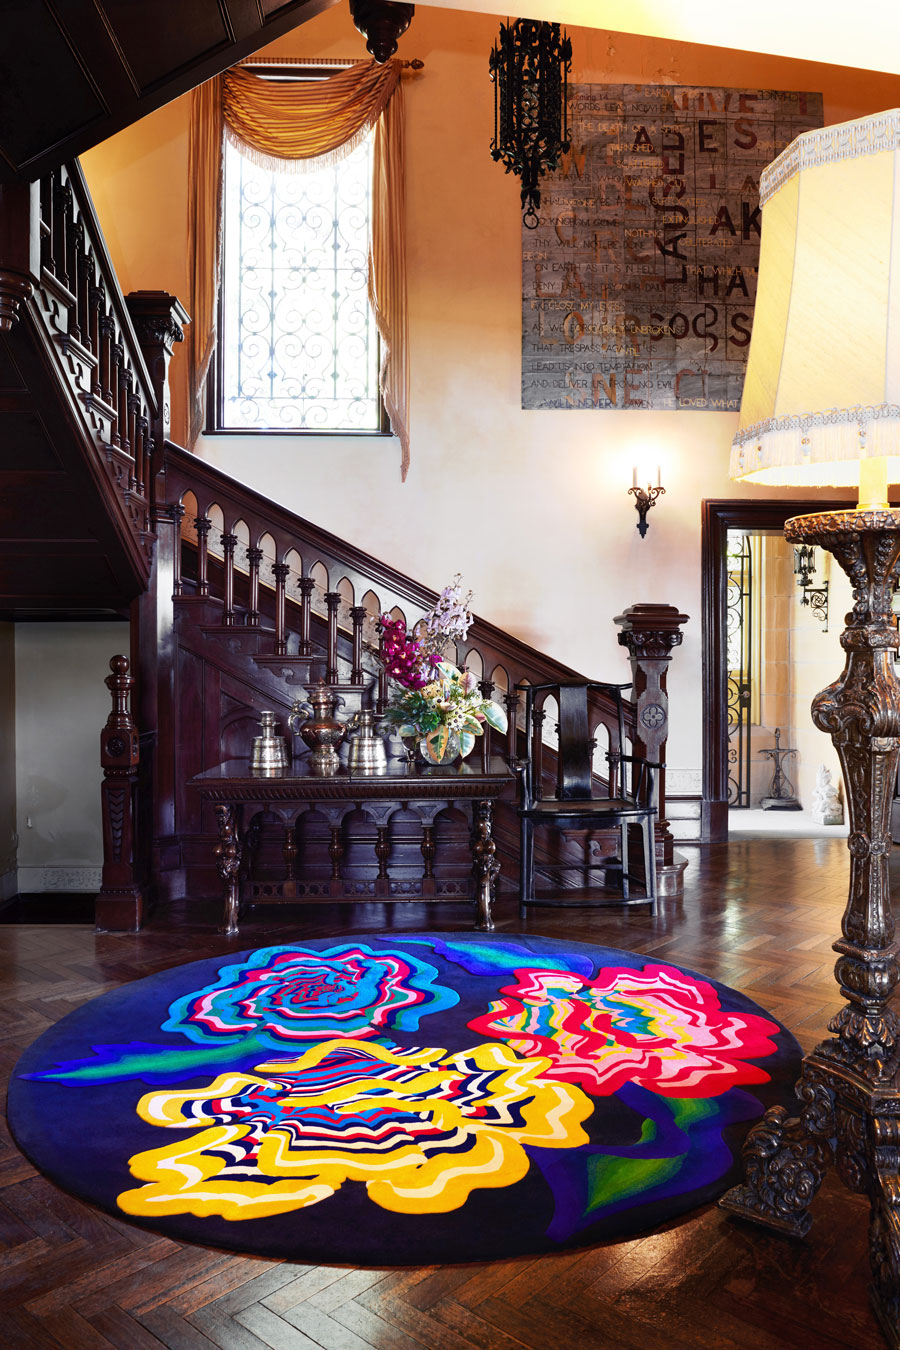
0;155;689;931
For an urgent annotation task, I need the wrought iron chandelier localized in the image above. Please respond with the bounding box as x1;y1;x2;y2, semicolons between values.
489;18;572;229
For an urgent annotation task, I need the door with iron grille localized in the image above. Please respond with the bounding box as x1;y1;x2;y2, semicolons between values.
726;531;753;807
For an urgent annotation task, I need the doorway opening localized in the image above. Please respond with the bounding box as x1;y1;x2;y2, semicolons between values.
701;499;854;842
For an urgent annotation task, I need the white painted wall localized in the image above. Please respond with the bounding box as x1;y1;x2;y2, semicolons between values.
80;7;900;791
14;623;129;892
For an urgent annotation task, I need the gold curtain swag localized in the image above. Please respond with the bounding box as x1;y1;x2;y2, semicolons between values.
187;59;410;478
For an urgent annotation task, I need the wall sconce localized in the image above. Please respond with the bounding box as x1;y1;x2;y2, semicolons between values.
793;544;829;629
628;466;665;538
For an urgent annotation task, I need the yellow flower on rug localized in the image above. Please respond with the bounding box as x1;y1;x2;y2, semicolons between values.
117;1038;593;1220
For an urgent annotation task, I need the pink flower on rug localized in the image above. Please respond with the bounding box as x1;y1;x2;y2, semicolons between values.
467;964;782;1098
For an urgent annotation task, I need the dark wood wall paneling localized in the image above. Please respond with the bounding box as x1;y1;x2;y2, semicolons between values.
0;0;340;182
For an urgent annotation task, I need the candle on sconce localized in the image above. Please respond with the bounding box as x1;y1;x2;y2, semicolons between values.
632;466;638;488
657;465;662;487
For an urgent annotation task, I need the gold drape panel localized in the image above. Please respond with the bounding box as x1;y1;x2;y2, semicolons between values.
187;60;410;476
369;78;409;480
187;76;224;450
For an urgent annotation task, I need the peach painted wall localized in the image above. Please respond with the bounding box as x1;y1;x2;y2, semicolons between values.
80;8;900;783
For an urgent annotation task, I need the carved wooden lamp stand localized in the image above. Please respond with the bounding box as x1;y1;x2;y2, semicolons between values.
719;109;900;1346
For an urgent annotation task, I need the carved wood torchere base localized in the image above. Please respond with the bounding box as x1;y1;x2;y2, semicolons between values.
719;509;900;1348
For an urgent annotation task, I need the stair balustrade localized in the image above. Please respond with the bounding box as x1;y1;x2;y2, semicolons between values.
150;441;687;911
0;162;160;586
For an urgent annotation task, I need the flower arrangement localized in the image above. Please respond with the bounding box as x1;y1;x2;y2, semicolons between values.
380;577;508;764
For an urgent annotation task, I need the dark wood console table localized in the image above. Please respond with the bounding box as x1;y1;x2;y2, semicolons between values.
191;755;515;936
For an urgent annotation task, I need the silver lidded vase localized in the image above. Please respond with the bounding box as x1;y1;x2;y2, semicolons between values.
250;711;288;773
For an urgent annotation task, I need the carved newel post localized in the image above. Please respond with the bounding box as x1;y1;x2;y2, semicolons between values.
720;510;900;1347
614;602;689;896
125;290;190;516
96;655;148;933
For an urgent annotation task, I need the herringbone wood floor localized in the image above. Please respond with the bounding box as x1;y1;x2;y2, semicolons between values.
0;837;888;1349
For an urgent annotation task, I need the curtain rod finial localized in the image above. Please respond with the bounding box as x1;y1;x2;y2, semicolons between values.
350;0;415;65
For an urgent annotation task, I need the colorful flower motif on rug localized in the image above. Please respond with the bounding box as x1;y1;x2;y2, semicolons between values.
8;935;804;1261
467;963;781;1097
117;1039;593;1219
163;943;458;1047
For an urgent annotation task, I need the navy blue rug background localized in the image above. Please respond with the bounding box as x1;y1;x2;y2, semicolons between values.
8;933;804;1264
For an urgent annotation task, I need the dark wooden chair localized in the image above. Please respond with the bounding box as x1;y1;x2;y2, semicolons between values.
515;680;658;909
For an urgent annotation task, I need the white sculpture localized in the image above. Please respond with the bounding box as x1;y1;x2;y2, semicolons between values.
811;765;843;825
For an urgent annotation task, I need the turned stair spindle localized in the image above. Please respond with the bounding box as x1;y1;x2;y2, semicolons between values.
479;679;495;771
194;515;211;598
325;591;341;684
53;180;70;292
110;342;123;446
172;503;185;596
126;383;139;489
99;309;114;404
298;575;315;655
74;226;89;344
88;280;103;394
246;547;263;626
221;532;237;624
503;688;520;762
350;605;366;683
118;361;131;454
273;561;290;655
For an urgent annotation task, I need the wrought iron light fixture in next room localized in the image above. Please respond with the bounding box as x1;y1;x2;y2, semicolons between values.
793;544;829;627
489;18;572;229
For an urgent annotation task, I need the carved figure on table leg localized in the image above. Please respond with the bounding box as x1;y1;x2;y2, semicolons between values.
214;804;243;936
472;800;500;932
720;1073;835;1235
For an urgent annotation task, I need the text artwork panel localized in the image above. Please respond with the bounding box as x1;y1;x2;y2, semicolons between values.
522;85;823;411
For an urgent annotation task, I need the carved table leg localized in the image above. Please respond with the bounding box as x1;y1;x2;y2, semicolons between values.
720;1069;835;1236
329;825;344;896
214;803;243;936
375;826;391;897
282;819;297;899
421;826;436;893
472;799;500;931
871;1114;900;1348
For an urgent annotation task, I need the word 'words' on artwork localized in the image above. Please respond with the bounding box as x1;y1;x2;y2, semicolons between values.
521;86;822;412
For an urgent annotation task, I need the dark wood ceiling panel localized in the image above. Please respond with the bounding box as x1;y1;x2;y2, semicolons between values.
0;2;106;171
0;0;339;182
96;0;232;96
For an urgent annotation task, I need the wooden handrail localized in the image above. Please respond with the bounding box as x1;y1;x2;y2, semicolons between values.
162;442;637;715
160;441;689;847
0;160;158;582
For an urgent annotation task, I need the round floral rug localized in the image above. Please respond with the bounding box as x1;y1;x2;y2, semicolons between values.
8;933;802;1263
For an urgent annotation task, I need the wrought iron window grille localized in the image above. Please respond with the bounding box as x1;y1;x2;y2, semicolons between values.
209;80;387;437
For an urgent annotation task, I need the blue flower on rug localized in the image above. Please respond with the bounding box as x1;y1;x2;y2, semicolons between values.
160;943;457;1047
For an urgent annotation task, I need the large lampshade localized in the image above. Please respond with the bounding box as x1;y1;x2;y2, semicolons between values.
731;108;900;494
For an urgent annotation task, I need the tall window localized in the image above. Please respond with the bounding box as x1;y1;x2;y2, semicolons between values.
214;132;382;433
